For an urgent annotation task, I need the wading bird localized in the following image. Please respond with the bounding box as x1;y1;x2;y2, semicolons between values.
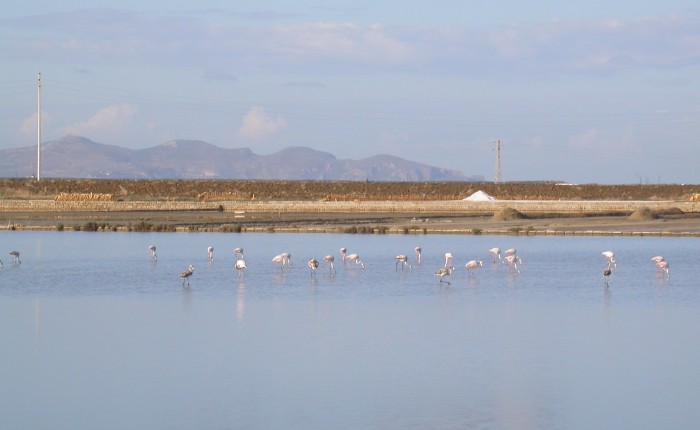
180;265;195;287
489;248;503;264
505;255;522;273
207;246;214;261
435;266;454;285
415;247;422;264
308;258;319;276
235;258;246;279
272;253;291;269
149;245;157;262
10;251;20;264
323;255;336;274
345;253;365;269
465;260;483;276
602;251;616;268
603;262;612;286
655;260;670;277
395;254;412;270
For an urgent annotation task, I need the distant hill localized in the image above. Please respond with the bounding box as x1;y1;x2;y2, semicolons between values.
0;135;482;181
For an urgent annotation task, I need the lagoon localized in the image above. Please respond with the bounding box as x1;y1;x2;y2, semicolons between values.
1;231;699;429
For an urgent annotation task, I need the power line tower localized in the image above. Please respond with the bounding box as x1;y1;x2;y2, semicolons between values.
493;140;501;183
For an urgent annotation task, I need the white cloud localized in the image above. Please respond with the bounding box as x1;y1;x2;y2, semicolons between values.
65;103;137;136
238;106;287;140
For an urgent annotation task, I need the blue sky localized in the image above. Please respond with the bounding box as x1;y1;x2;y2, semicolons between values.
1;1;699;183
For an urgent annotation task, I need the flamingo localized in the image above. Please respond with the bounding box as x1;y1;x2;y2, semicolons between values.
415;246;422;264
149;245;157;261
505;254;522;273
395;254;412;270
323;255;336;274
235;258;247;279
656;261;670;277
233;248;244;259
9;251;20;264
444;252;454;269
207;246;214;262
308;258;319;276
602;251;616;268
180;265;195;287
603;262;612;286
340;247;347;262
505;248;516;256
345;253;365;269
489;248;503;264
435;266;454;285
465;260;483;276
272;253;291;269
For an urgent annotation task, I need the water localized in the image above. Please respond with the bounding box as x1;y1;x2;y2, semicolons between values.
1;231;699;429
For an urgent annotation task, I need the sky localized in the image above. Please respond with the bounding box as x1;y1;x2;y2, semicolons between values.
1;1;699;184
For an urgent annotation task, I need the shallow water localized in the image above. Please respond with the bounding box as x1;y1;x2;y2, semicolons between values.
1;231;698;429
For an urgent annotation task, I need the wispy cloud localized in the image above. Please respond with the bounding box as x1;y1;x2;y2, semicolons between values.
238;106;287;140
2;9;698;77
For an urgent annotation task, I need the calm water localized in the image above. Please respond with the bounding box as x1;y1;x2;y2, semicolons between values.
1;231;699;430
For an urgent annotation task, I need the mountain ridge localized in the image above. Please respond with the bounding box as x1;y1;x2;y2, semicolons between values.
0;135;482;181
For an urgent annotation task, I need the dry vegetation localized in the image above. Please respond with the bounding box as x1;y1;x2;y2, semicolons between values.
2;179;700;202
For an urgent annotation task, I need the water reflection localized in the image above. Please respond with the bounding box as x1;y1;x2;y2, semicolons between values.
1;232;699;430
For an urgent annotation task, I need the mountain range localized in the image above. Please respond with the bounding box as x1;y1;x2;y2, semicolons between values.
0;135;480;181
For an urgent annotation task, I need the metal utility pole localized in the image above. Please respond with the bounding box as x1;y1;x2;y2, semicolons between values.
494;139;501;183
37;73;42;181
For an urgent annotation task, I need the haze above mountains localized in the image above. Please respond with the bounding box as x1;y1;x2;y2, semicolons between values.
0;135;479;181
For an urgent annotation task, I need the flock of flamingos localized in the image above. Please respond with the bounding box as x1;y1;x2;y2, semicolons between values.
137;245;671;288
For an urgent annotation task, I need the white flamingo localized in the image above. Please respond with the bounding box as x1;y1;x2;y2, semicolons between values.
149;245;157;261
395;254;412;270
602;251;616;268
308;258;319;276
10;251;20;264
180;265;195;287
323;255;336;274
235;258;247;279
465;260;483;276
340;247;347;262
489;248;503;264
415;247;422;264
444;252;454;269
207;246;214;262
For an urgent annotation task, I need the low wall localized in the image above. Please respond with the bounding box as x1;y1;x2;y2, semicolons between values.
1;199;699;215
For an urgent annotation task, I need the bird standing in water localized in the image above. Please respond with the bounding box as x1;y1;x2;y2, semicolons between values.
603;262;612;286
181;265;195;287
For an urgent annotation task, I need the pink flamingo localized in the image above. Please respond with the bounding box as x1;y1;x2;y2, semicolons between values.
465;260;483;277
415;247;422;264
505;254;521;273
272;252;291;269
345;253;365;269
656;261;670;277
323;255;336;274
489;248;502;264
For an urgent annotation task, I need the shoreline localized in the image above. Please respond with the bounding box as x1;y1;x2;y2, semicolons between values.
2;201;700;236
